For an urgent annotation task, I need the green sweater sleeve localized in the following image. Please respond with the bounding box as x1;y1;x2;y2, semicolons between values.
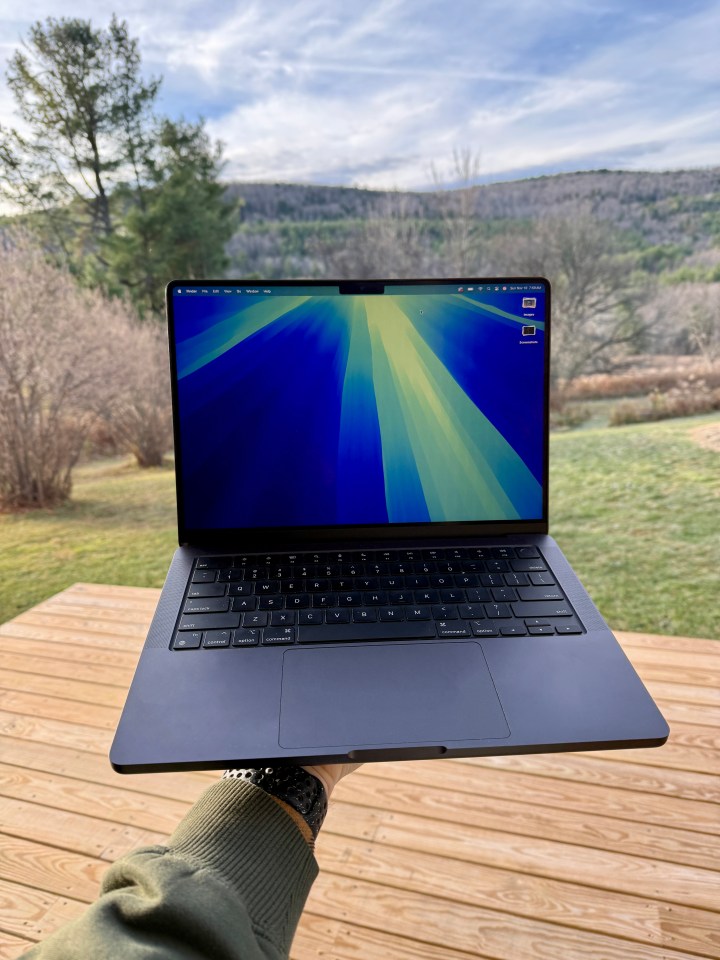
21;778;319;960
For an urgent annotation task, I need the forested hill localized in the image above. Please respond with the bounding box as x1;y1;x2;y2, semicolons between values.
226;167;720;247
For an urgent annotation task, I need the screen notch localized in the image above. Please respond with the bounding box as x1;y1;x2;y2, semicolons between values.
339;281;385;294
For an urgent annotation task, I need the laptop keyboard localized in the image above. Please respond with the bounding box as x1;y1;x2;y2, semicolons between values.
172;546;584;649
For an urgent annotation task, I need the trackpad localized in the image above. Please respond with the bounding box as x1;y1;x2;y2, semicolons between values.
279;642;510;748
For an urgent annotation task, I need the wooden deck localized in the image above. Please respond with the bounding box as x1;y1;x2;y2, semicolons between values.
0;582;718;959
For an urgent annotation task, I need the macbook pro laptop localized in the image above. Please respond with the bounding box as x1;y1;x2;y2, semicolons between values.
110;277;668;773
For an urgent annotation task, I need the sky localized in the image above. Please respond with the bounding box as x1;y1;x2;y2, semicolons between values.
1;0;719;190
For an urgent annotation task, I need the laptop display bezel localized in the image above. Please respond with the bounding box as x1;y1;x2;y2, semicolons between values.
166;277;551;548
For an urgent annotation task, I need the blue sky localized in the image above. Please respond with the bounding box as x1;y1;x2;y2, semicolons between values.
1;0;719;189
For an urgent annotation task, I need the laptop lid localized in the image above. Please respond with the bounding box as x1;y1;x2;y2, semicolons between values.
166;278;550;548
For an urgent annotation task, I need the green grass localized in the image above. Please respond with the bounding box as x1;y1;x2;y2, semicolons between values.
550;413;719;640
0;458;178;621
0;413;718;639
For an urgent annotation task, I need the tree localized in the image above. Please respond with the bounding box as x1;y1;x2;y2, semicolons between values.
0;16;159;258
103;119;235;315
104;320;173;466
0;17;234;316
430;148;485;275
496;209;652;387
0;233;120;508
311;191;432;278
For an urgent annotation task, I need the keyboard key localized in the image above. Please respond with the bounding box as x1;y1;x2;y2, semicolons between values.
467;588;492;603
195;556;228;569
528;625;554;635
256;580;281;595
491;588;517;603
298;621;436;643
512;602;573;618
183;597;230;614
353;608;378;623
232;596;257;612
432;604;458;620
388;591;413;604
429;575;452;588
338;592;363;607
470;623;499;637
490;547;515;559
326;609;351;624
511;559;547;572
485;603;511;619
262;627;296;645
233;628;260;646
530;572;556;586
191;569;217;584
173;632;202;649
458;603;485;618
243;611;268;627
440;589;464;602
284;580;307;594
556;623;583;634
437;622;470;638
217;568;243;582
258;596;284;610
503;572;529;587
408;576;430;589
187;583;227;598
314;593;338;607
517;547;540;558
481;574;505;587
379;607;405;621
415;590;439;604
178;613;240;631
228;582;253;596
203;629;232;647
271;611;296;625
454;575;480;588
500;625;528;636
286;594;311;609
308;579;332;592
517;586;565;602
299;610;323;625
406;606;431;620
364;592;388;605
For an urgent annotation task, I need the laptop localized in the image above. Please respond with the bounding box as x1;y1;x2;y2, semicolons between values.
110;277;668;773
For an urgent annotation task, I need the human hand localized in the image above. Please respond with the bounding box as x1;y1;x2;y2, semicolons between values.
301;762;361;799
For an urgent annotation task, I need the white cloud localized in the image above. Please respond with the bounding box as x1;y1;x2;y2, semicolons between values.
1;0;719;189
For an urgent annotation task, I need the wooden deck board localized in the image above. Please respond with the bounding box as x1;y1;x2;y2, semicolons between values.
0;583;718;958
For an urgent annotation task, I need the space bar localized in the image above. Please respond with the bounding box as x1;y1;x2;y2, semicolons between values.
298;621;437;643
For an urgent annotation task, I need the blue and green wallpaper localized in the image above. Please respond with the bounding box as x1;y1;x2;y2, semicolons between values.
172;284;546;529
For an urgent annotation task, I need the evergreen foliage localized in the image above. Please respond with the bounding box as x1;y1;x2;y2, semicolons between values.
0;16;233;317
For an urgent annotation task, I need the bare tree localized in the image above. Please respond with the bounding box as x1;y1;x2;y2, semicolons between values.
495;208;652;387
430;148;485;275
0;233;119;508
311;191;433;278
688;294;720;369
105;321;173;467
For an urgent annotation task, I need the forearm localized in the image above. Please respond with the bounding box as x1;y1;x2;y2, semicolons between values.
21;778;318;960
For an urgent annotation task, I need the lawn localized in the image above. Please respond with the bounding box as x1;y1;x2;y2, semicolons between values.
0;412;718;639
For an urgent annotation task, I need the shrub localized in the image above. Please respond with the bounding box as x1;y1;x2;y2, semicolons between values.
0;234;173;510
0;235;119;509
609;378;720;426
104;322;173;468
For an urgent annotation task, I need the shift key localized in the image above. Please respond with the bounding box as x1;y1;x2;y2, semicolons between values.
178;613;240;631
512;601;573;618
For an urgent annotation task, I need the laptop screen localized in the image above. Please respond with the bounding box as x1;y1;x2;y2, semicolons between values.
169;279;548;534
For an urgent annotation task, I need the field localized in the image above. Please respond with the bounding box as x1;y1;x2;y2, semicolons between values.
0;412;718;640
